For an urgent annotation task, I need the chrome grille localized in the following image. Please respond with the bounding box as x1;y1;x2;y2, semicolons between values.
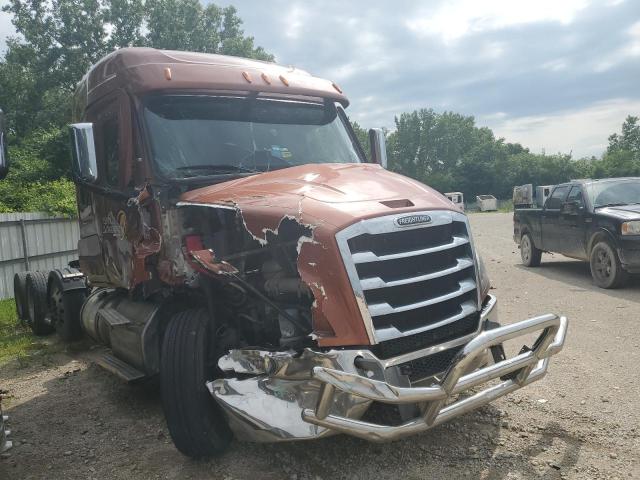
336;210;479;343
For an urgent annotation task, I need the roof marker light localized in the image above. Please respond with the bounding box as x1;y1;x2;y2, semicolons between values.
279;75;290;86
261;72;271;84
164;67;172;81
242;71;252;83
332;82;343;94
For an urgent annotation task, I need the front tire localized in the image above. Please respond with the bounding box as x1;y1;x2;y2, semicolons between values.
520;233;542;267
590;240;628;289
161;309;232;458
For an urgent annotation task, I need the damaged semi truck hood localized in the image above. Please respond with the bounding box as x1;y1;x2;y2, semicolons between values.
179;163;461;347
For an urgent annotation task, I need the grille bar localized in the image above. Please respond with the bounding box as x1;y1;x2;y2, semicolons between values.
335;210;480;344
368;279;476;317
352;235;469;264
375;301;477;343
360;257;473;290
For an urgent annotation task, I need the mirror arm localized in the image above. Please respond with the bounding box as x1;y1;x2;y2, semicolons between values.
368;128;387;168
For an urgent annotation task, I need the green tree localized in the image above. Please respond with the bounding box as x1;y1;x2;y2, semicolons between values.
0;0;273;213
1;0;273;137
349;120;370;159
607;115;640;158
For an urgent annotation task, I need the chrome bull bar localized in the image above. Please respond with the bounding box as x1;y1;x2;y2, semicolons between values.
302;313;568;442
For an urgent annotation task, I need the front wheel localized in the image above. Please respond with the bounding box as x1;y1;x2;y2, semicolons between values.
161;309;232;458
520;233;542;267
590;240;628;289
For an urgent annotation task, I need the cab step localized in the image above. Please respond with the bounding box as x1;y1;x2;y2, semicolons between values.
96;353;145;383
96;307;131;327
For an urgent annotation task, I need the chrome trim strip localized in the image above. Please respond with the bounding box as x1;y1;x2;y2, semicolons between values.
360;257;473;290
352;236;469;264
368;279;476;317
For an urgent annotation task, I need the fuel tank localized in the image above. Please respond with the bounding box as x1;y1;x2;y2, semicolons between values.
81;289;164;374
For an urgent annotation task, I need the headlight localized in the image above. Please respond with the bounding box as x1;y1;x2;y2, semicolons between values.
621;221;640;235
475;251;492;300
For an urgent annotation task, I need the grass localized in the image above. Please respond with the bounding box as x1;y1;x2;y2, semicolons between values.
0;298;47;366
498;199;514;213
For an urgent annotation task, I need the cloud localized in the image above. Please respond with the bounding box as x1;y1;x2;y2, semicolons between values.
224;0;640;158
406;0;590;43
1;0;639;158
480;98;640;157
593;19;640;71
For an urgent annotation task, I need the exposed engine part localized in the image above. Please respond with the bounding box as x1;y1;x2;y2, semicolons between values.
81;289;165;374
264;277;310;299
176;208;316;349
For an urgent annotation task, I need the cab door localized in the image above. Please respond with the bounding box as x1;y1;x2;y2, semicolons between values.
540;185;570;252
78;92;136;288
558;186;588;259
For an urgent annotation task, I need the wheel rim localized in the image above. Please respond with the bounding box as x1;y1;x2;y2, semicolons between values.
50;284;65;328
521;236;531;262
594;247;613;281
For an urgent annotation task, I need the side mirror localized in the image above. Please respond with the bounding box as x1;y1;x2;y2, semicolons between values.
561;201;581;215
368;128;387;169
0;109;9;180
70;123;98;183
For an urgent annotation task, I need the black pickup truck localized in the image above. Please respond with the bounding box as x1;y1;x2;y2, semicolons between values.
514;177;640;288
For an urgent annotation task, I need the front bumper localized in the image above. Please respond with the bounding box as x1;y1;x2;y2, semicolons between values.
208;296;568;443
617;238;640;273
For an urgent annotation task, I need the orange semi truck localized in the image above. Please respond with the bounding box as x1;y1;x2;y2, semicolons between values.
2;48;567;458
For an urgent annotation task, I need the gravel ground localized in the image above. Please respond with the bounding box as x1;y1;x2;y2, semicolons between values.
1;212;639;480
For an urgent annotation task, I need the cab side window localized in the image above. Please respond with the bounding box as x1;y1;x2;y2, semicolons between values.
101;112;120;187
566;186;584;208
545;185;570;210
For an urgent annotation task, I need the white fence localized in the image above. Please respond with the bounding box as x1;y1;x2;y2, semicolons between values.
0;212;79;300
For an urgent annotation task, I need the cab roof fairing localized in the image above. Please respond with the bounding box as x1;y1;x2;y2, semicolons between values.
73;47;349;119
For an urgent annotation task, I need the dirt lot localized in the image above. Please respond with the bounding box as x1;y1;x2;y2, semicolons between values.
1;212;639;480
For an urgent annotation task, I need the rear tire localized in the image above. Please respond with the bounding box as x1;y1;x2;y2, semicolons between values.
520;233;542;267
26;272;55;336
590;240;628;289
13;271;31;324
161;309;232;458
48;275;86;342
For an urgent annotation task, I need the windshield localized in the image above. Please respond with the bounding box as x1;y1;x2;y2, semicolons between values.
586;179;640;208
143;95;364;179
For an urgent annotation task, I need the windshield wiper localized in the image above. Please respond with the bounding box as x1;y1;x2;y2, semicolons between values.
176;164;257;175
177;164;255;172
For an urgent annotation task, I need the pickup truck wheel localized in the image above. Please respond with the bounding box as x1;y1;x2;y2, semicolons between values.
520;233;542;267
26;272;55;336
590;241;628;289
161;309;232;458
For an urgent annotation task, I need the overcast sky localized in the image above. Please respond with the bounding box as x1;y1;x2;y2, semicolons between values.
1;0;639;157
221;0;640;158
